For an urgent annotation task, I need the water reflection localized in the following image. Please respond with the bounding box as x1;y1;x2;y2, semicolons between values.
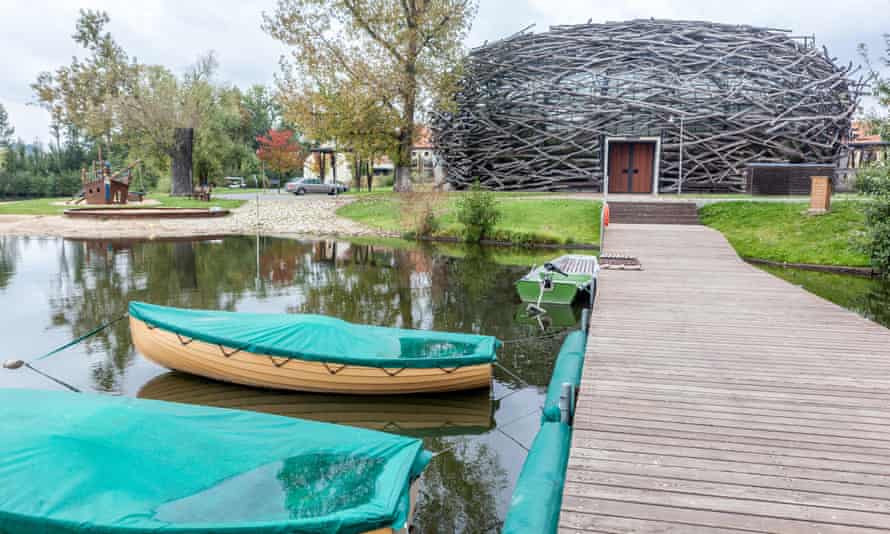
0;235;581;532
139;372;495;437
759;265;890;329
155;454;385;522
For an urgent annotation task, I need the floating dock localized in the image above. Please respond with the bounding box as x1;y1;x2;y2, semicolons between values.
562;223;890;533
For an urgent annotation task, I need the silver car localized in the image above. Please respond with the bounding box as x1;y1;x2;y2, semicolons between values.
285;177;348;195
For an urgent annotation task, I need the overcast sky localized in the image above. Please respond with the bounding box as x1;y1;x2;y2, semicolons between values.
1;0;888;143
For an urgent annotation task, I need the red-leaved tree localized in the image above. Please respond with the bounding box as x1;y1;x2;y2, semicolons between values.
256;129;305;181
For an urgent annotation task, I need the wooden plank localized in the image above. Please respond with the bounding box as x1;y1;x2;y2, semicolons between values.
561;223;890;532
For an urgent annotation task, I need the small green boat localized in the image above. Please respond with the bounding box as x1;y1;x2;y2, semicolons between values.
515;254;599;305
514;302;582;329
0;388;430;534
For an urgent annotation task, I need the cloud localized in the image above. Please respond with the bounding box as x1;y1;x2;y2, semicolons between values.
2;0;887;141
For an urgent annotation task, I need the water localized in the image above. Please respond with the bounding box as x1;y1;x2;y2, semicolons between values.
759;265;890;329
0;235;587;533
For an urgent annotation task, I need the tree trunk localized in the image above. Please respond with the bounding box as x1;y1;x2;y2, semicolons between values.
394;27;418;193
366;159;373;191
394;110;415;192
171;127;194;196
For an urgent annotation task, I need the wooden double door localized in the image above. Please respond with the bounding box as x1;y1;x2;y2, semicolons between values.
607;142;655;193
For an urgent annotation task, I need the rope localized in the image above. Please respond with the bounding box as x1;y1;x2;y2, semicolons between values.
33;314;128;362
23;363;81;393
494;362;529;387
4;313;127;394
500;329;569;345
432;405;541;458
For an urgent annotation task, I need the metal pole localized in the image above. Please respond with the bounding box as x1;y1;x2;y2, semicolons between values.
678;117;684;195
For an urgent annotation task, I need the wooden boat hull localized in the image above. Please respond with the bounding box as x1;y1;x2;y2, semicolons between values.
131;317;493;394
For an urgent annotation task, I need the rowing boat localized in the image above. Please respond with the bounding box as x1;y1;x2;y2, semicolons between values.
515;254;599;305
129;301;499;394
138;371;496;436
0;388;430;534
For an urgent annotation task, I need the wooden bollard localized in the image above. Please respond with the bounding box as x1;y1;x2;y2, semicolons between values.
809;175;832;214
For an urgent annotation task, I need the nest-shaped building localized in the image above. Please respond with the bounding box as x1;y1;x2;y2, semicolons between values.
433;19;860;193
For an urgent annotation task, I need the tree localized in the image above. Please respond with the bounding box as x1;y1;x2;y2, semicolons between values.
0;103;13;146
32;9;137;150
256;129;306;181
241;85;281;149
263;0;477;192
33;10;230;196
114;55;220;195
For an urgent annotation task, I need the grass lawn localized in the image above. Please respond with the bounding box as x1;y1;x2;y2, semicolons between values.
699;201;870;267
337;193;601;246
0;194;245;216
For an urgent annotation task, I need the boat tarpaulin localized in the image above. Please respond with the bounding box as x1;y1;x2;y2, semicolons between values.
0;389;431;534
129;301;499;369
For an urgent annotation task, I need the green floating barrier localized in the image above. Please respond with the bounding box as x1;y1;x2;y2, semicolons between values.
502;421;572;534
541;330;587;422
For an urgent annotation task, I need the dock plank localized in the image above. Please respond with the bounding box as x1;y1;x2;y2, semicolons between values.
561;224;890;533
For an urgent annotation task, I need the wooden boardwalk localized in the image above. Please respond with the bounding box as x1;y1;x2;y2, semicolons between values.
561;224;890;533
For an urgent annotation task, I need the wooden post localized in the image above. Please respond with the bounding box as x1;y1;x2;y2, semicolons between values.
808;175;832;214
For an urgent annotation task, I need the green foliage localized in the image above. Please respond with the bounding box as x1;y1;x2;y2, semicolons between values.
264;0;478;191
455;183;501;242
855;163;890;276
0;103;13;146
699;201;870;267
399;192;443;240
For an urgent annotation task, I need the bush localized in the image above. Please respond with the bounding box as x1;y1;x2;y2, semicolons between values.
399;191;443;239
455;181;501;242
856;164;890;277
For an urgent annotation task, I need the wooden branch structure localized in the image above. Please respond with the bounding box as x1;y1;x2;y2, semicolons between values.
432;19;863;192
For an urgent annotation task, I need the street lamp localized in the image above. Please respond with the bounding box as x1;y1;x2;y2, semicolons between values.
669;116;685;195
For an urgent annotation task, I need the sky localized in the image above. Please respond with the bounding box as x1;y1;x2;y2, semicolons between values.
1;0;888;143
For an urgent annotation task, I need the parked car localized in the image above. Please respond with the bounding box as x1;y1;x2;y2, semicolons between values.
285;177;348;195
224;176;246;188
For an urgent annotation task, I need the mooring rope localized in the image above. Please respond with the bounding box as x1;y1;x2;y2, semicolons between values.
500;328;569;345
432;405;541;458
3;313;128;393
33;314;128;362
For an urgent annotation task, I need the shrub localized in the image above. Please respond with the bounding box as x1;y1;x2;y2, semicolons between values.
856;164;890;277
399;191;443;239
455;181;501;242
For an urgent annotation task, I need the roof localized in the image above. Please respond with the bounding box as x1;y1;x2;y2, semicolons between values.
851;120;883;143
414;126;434;149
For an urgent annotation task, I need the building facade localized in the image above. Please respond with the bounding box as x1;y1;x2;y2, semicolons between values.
433;20;860;193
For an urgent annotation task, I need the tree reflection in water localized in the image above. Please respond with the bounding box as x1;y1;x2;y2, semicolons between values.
21;235;578;532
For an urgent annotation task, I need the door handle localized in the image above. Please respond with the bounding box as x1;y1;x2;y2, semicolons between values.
632;169;639;174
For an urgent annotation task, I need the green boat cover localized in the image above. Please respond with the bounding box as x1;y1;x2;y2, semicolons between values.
541;330;587;423
501;422;572;534
129;301;500;369
0;389;431;534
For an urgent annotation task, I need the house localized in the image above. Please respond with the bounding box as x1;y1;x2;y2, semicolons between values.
433;19;858;193
305;127;440;184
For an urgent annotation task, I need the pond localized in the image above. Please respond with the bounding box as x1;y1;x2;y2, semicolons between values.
0;235;588;533
759;265;890;329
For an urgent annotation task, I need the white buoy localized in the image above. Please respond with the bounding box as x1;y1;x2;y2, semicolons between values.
3;360;25;370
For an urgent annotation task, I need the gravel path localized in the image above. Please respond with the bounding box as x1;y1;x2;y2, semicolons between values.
0;196;393;240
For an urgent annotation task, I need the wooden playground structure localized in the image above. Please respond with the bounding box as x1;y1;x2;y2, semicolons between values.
78;149;144;205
